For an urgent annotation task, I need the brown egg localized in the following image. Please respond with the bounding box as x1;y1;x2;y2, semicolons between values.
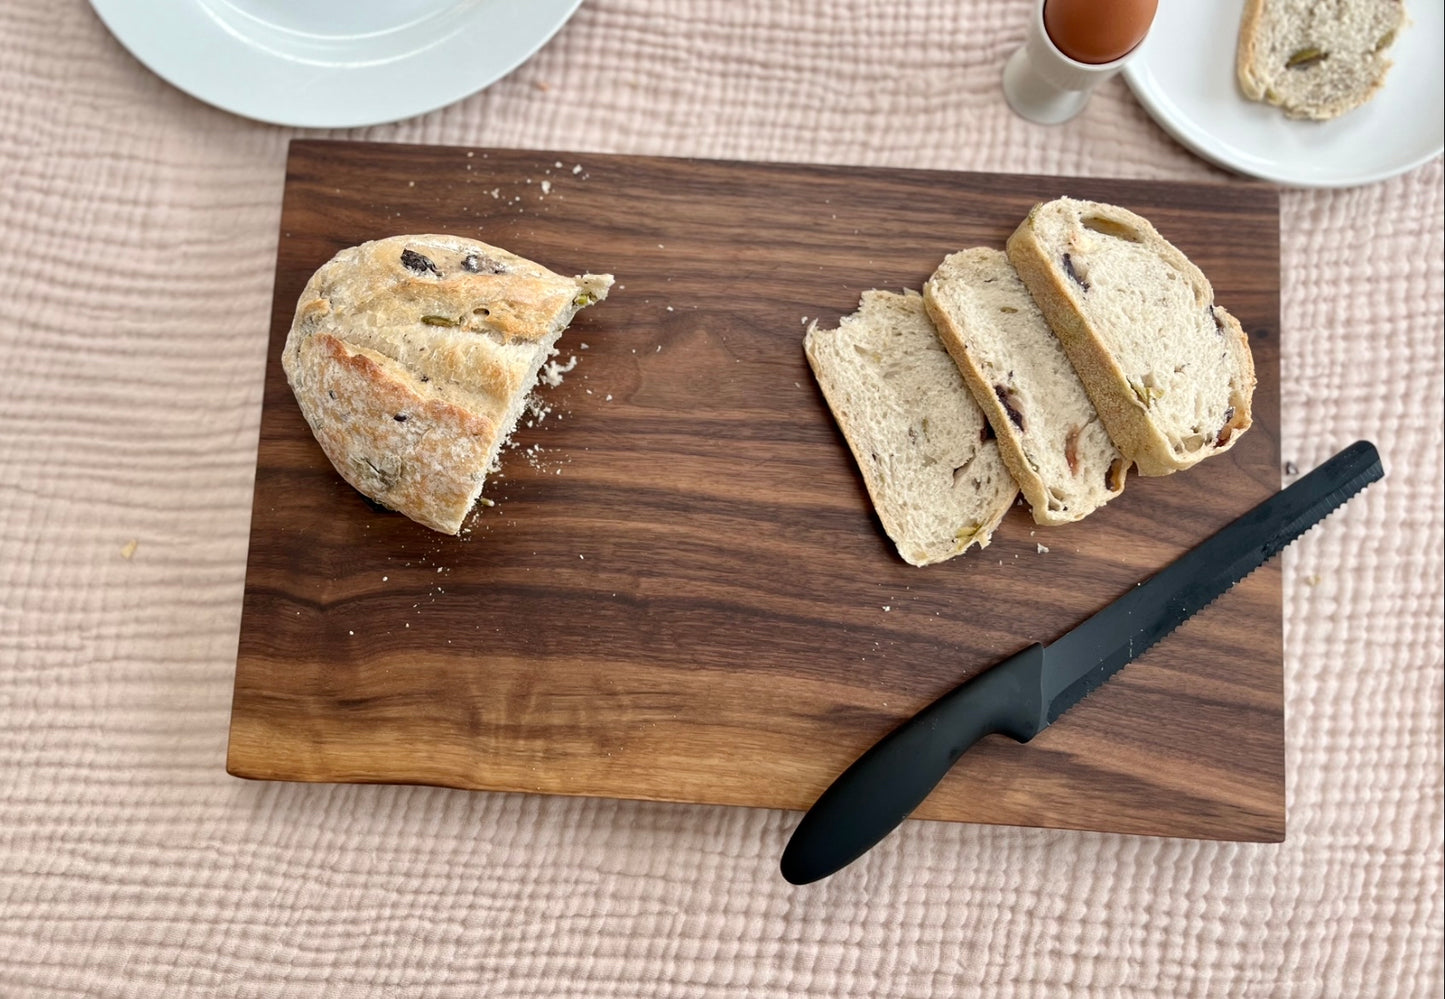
1043;0;1159;65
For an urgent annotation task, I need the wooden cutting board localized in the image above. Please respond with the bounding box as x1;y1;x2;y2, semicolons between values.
229;140;1284;842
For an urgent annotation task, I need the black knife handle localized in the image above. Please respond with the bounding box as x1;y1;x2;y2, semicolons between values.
780;643;1047;885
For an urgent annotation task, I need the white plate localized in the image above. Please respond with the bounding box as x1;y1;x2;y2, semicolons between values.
89;0;584;128
1123;0;1443;187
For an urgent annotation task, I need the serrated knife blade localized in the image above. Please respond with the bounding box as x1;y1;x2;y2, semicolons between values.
780;441;1384;886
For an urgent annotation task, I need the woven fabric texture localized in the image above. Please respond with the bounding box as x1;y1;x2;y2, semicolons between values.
0;2;1440;996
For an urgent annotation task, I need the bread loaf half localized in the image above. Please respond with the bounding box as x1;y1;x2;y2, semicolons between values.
283;234;612;534
1236;0;1406;120
804;290;1018;566
1006;198;1254;477
924;248;1127;525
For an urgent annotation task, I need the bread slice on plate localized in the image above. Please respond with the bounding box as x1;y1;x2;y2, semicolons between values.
804;289;1018;567
924;247;1128;526
1006;198;1255;478
282;234;613;534
1236;0;1407;120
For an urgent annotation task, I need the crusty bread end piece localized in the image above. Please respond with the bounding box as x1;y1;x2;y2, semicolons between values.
804;290;1018;567
1237;0;1407;120
1006;198;1255;478
283;234;612;534
924;248;1128;526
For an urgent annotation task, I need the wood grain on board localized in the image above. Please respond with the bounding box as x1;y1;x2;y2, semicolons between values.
229;140;1284;841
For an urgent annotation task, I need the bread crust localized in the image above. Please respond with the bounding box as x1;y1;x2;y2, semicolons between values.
1006;200;1254;477
283;234;611;534
1236;0;1271;101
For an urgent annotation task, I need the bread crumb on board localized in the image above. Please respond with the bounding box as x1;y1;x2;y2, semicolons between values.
1037;543;1050;554
119;540;138;559
521;397;552;428
539;355;579;387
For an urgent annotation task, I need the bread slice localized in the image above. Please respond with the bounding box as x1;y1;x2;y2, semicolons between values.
1237;0;1407;120
282;234;613;534
1006;198;1255;477
924;248;1127;526
803;290;1018;566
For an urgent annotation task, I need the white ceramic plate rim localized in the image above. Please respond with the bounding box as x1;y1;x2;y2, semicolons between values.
1123;0;1444;188
88;0;585;128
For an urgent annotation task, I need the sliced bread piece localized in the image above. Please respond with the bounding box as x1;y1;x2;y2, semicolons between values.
283;234;613;534
924;248;1128;526
1236;0;1407;120
804;290;1018;566
1006;198;1255;477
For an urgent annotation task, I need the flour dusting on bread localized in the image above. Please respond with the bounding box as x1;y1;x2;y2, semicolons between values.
283;234;611;534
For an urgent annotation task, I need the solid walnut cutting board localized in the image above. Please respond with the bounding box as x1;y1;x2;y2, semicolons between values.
230;139;1284;841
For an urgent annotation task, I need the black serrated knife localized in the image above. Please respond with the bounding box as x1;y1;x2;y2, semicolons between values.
781;440;1383;885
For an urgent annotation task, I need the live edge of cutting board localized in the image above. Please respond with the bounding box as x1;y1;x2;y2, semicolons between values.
229;140;1284;842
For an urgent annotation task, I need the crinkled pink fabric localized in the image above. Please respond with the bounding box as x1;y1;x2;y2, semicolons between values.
0;2;1439;996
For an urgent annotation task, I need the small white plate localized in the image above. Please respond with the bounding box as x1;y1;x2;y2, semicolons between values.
89;0;585;128
1123;0;1443;187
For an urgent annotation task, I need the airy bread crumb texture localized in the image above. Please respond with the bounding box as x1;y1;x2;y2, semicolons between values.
924;247;1127;525
804;290;1018;566
1007;198;1255;477
1236;0;1406;120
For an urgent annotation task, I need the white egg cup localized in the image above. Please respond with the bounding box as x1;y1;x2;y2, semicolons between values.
1002;1;1143;124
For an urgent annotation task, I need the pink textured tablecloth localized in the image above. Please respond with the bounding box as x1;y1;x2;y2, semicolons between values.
1;2;1440;996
